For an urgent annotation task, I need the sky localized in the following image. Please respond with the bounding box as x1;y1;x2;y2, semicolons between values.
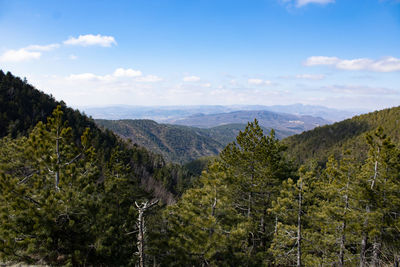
0;0;399;111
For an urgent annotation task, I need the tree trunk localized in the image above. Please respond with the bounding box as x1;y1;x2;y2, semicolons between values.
297;179;302;267
210;187;217;236
135;200;158;267
247;171;254;218
339;180;350;267
360;205;370;267
372;237;381;267
55;128;60;190
137;208;145;267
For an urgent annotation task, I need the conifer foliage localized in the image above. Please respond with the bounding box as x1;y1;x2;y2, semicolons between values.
0;106;99;265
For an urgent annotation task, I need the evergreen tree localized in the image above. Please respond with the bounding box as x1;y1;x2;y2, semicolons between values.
163;162;249;266
0;106;99;265
269;164;320;266
219;119;293;263
94;147;147;266
313;153;361;266
357;128;400;266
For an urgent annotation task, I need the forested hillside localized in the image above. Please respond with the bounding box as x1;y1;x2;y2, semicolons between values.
96;119;291;163
95;119;223;163
1;70;399;266
284;106;400;165
0;70;194;265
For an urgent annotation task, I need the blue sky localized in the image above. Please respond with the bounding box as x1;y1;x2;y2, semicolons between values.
0;0;399;110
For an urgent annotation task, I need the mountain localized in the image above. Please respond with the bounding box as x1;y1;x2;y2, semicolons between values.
95;119;223;163
284;106;400;165
80;105;235;120
80;104;360;122
263;103;365;122
165;110;330;134
95;119;292;164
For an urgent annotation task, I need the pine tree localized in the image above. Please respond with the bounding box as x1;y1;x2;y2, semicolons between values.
218;119;293;263
94;147;147;266
312;153;361;266
357;127;400;266
163;161;249;266
0;106;99;265
269;164;320;266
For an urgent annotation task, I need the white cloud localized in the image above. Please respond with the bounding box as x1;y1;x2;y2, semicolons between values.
64;34;117;47
248;78;272;85
25;43;60;51
113;68;142;77
0;34;117;63
296;0;334;7
323;85;398;95
282;0;334;7
68;73;101;81
0;48;41;62
183;76;201;82
305;56;400;72
304;56;340;66
69;54;78;60
201;83;212;88
295;74;325;80
0;42;61;62
369;57;400;72
136;75;163;82
67;68;161;83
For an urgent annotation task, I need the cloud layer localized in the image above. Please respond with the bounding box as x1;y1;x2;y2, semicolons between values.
305;56;400;72
0;34;116;62
248;78;272;85
0;43;59;62
282;0;335;7
296;0;334;7
183;76;201;82
68;68;162;83
64;34;117;47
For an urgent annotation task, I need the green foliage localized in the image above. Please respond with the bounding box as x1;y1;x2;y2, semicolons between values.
96;119;223;164
157;120;295;266
0;106;99;265
356;128;400;265
284;106;400;166
162;162;248;266
96;119;293;165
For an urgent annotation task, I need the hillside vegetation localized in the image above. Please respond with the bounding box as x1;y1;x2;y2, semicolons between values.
284;106;400;165
96;119;223;163
96;119;293;163
0;70;195;265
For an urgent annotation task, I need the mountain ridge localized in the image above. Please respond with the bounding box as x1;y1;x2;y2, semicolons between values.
80;103;362;122
95;119;293;163
284;105;400;165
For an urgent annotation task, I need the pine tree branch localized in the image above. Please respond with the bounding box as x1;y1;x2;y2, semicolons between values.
17;170;39;184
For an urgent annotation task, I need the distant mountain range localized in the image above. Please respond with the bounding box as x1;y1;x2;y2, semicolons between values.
85;104;370;164
95;120;290;163
165;110;329;132
95;109;330;163
80;104;366;122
